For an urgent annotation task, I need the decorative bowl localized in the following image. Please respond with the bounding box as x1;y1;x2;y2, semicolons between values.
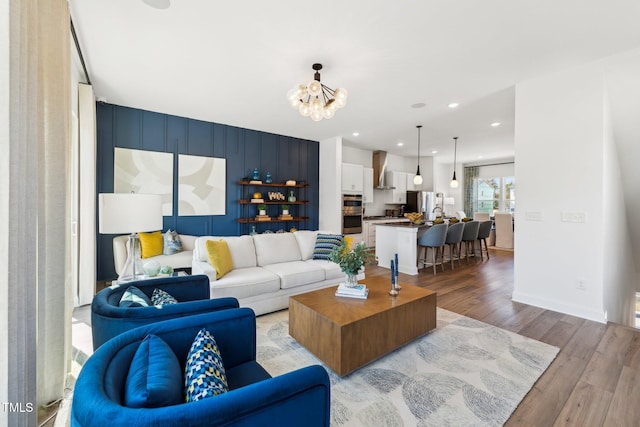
143;260;161;277
404;212;424;224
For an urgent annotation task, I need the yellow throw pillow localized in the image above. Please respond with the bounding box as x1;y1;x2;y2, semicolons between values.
206;239;234;279
139;231;163;259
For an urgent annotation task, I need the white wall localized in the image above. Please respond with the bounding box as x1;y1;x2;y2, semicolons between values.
602;91;637;325
433;162;463;215
513;61;610;323
319;137;343;233
0;0;9;419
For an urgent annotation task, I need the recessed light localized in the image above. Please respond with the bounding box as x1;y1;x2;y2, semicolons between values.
411;102;426;109
352;132;360;136
397;142;404;147
448;103;459;109
490;122;501;127
431;150;438;154
142;0;170;9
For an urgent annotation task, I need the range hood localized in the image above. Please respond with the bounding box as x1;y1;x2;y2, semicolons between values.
372;150;396;190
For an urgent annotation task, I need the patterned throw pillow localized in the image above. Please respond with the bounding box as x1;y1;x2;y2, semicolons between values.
312;234;344;260
163;230;183;255
185;328;229;402
151;288;178;306
119;286;151;308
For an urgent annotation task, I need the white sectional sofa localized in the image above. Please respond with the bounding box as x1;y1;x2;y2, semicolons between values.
113;234;197;275
192;231;350;316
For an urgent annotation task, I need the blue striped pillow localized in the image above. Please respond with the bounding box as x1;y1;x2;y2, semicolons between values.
312;234;344;260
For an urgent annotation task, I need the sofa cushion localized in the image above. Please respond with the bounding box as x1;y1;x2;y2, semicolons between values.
312;234;343;260
124;334;183;408
253;233;302;267
304;259;346;280
293;230;319;260
119;286;151;308
185;328;228;402
163;230;183;255
139;231;164;258
263;261;326;290
151;288;178;306
209;267;280;300
206;239;234;279
195;236;257;269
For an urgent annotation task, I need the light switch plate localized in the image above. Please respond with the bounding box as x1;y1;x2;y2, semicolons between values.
561;212;587;223
524;211;542;221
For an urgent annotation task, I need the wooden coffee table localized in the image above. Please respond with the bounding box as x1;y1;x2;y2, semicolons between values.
289;276;436;376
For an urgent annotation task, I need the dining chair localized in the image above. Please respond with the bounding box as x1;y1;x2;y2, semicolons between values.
444;222;465;269
474;212;490;221
417;223;448;275
460;221;480;263
476;220;493;260
494;213;514;249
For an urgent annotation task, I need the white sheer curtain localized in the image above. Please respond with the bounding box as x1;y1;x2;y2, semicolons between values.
1;1;71;425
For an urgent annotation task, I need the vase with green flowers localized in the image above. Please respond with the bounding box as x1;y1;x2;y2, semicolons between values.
329;240;377;287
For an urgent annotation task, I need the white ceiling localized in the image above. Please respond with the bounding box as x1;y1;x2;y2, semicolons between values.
68;0;640;165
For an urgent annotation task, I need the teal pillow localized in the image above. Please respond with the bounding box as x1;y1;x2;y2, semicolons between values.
312;234;344;260
124;334;183;408
151;288;178;306
119;286;151;308
185;328;228;402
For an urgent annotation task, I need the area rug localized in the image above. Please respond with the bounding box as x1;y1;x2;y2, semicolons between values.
256;308;559;427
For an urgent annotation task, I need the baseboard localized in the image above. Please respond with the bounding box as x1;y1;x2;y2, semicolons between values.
512;290;606;324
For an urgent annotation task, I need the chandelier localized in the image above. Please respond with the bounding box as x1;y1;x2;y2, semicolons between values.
287;63;348;122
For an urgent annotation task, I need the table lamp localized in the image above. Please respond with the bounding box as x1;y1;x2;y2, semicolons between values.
99;193;163;282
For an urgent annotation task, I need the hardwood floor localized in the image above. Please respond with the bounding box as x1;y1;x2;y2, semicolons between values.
365;248;640;427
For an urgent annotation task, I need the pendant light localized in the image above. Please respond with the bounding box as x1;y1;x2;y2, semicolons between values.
450;137;459;188
413;125;423;186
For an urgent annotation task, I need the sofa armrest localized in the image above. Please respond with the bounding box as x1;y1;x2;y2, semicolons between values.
199;365;331;427
192;260;217;282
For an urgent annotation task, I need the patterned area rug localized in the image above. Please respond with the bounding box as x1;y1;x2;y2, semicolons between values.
256;308;559;427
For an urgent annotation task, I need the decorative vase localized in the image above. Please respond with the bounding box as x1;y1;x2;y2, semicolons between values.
259;209;266;216
345;272;359;288
252;168;260;180
282;209;289;215
288;190;296;202
265;172;272;183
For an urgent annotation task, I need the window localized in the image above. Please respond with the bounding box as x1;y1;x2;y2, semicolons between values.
473;176;515;214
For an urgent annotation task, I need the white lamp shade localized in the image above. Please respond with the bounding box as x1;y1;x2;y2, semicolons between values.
413;174;423;185
99;193;163;234
450;179;459;189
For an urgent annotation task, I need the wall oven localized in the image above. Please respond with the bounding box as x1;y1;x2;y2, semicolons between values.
342;194;363;234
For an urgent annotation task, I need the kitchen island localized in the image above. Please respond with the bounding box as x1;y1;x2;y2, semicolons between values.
375;222;430;275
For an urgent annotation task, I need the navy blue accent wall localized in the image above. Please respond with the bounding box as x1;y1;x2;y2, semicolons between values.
96;103;320;281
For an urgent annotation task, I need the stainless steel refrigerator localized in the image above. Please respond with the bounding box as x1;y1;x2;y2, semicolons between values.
405;191;435;219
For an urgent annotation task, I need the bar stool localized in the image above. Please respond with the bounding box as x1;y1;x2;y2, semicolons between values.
444;222;465;269
476;220;493;260
460;221;480;263
417;223;448;275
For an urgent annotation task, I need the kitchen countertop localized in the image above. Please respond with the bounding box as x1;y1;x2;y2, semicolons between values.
363;216;408;221
376;222;429;228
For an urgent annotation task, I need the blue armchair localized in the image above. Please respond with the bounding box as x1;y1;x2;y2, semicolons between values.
91;274;239;350
72;308;331;427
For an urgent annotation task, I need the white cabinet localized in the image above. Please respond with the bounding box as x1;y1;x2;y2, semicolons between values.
383;171;407;204
363;167;374;204
364;218;410;248
341;163;363;194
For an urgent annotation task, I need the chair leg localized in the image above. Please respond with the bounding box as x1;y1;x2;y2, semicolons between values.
439;246;445;272
484;238;490;259
457;242;462;266
432;247;437;275
449;245;454;269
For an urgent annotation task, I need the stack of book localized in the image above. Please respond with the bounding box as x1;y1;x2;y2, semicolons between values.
278;214;293;220
250;198;264;203
255;215;271;221
335;283;368;299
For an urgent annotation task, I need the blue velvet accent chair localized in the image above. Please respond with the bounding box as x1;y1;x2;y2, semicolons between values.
72;308;331;427
91;274;239;350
